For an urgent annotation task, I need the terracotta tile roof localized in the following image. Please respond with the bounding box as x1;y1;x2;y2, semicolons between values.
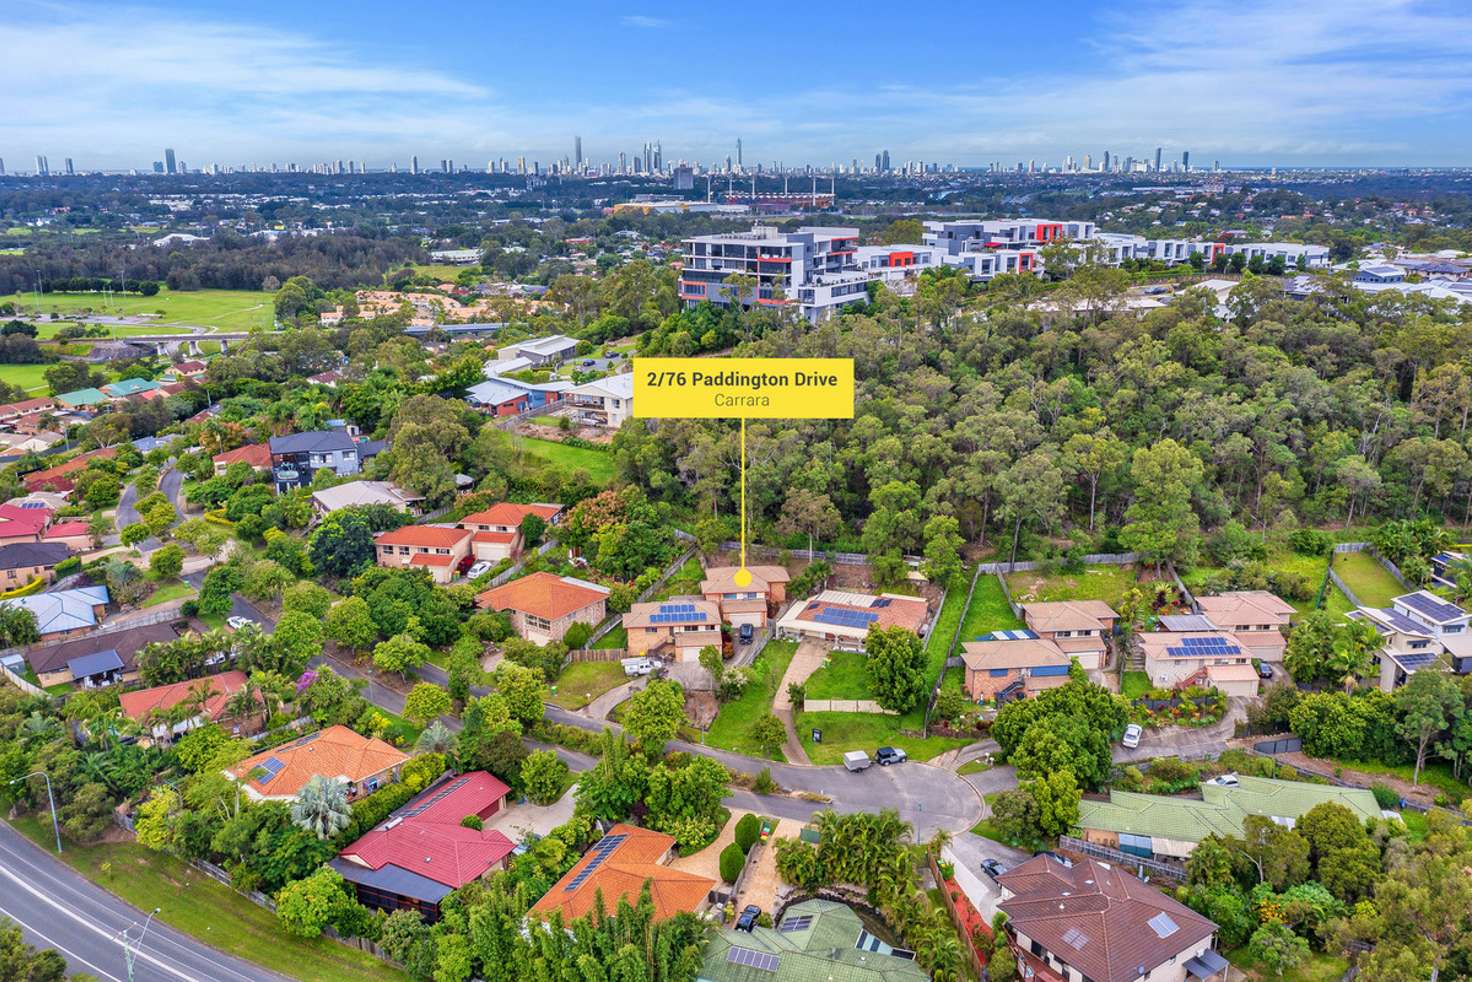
337;772;514;891
700;564;790;594
1196;591;1295;626
212;443;272;469
961;637;1070;671
1022;600;1119;632
530;823;714;922
783;590;929;634
477;571;608;620
374;525;472;549
229;725;408;798
998;856;1216;982
23;447;116;490
0;504;53;539
471;530;516;545
459;502;563;527
119;670;250;723
411;553;455;568
0;398;57;416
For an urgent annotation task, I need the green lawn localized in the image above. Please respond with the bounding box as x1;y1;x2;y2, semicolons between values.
593;625;628;649
1331;550;1404;608
34;320;191;339
1122;670;1152;699
7;816;402;982
959;576;1024;640
957;759;992;776
802;649;874;701
397;263;480;281
6;288;273;332
796;709;970;765
0;363;52;393
1004;564;1138;609
922;575;970;688
142;579;195;607
514;436;616;485
1183;549;1333;616
653;555;705;600
1226;946;1347;982
706;640;797;759
1321;583;1355;619
550;660;629;710
970;792;1048;851
1328;757;1471;804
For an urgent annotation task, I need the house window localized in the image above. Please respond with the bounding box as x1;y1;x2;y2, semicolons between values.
526;614;552;631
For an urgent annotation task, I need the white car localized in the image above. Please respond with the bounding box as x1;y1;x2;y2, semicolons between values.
466;561;493;579
1121;723;1143;749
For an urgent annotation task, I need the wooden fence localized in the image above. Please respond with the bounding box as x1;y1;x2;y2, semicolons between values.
568;647;628;663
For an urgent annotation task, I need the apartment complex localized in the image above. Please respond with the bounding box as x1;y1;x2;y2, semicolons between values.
679;225;869;322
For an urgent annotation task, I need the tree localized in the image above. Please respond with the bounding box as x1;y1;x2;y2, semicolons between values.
922;514;965;585
372;633;431;678
1395;668;1461;785
282;581;333;619
0;917;86;980
621;678;686;755
0;605;38;649
271;610;324;673
1062;427;1127;531
719;842;745;883
864;625;927;713
750;714;786;759
1328;618;1379;691
1247;922;1309;978
520;749;569;805
291;776;352;839
403;683;452;726
493;661;548;727
775;488;841;557
1230;815;1310;889
324;596;377;655
1024;768;1081;838
1120;439;1204;570
1283;610;1337;685
996;450;1066;567
416;720;454;754
275;866;356;939
148;542;184;579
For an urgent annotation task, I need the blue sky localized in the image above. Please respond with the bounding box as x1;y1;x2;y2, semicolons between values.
7;0;1472;170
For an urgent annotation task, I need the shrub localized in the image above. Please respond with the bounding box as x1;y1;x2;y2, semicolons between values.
53;556;81;578
718;842;745;883
562;621;592;650
460;814;483;831
734;813;761;853
1288;528;1333;557
1370;784;1401;809
753;768;777;795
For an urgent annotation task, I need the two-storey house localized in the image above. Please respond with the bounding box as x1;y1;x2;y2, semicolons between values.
699;564;790;628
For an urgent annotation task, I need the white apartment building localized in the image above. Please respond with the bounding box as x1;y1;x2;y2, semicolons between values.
852;244;944;292
567;373;635;429
679;225;869;322
1222;241;1329;268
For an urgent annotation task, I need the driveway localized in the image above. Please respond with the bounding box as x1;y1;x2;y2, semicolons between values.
772;641;829;765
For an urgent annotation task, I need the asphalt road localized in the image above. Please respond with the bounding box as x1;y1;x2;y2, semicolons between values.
0;821;285;982
115;479;161;552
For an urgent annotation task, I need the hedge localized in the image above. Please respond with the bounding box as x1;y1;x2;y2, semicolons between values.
734;813;760;853
0;577;45;599
719;842;745;883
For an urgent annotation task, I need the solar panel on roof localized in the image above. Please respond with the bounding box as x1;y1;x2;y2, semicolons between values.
1062;927;1089;950
726;947;780;972
256;757;285;784
873;598;892;608
1396;652;1439;670
1147;912;1179;938
777;915;812;933
1399;591;1466;622
564;834;627;891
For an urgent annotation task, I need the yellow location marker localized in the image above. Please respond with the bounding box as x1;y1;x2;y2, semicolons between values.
635;357;855;576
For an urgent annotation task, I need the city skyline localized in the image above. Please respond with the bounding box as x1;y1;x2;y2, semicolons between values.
5;0;1472;169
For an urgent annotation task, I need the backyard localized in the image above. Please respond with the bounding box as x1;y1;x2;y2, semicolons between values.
959;575;1024;639
550;659;628;710
801;648;873;701
705;640;797;759
513;436;616;485
1329;550;1404;608
1182;548;1333;616
8;815;402;982
1226;946;1347;982
1004;563;1138;609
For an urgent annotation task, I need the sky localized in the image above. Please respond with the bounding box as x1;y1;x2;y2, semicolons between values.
7;0;1472;171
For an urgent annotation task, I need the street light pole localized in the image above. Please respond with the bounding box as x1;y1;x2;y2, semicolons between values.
117;907;161;982
10;772;61;853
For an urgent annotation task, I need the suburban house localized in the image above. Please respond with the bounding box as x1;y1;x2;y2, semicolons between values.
211;443;273;476
373;525;473;584
1346;605;1452;691
0;503;53;545
456;502;563;562
0;541;70;587
1020;600;1117;671
268;429;362;492
23;619;176;690
332;771;515;922
21;447;117;493
529;823;715;924
623;599;723;662
43;521;93;552
162;360;207;381
699;564;790;628
960;631;1073;702
310;480;422;518
0;397;58;428
699;899;928;982
567;373;636;429
3;585;110;641
997;855;1224;982
0;431;64;456
54;387;110;411
101;378;163;400
495;334;579;366
227;725;409;802
476;571;609;644
1138;630;1261;697
774;590;929;651
119;670;259;743
1193;591;1294;662
465;375;571;416
1076;774;1382;861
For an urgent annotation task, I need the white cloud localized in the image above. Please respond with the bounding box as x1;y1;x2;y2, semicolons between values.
620;15;670;29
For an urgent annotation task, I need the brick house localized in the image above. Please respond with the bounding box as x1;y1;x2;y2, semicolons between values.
960;633;1073;702
699;565;790;628
1020;600;1117;671
228;725;409;802
457;502;563;563
373;525;473;584
0;541;70;587
476;571;608;644
623;599;723;661
1139;631;1259;697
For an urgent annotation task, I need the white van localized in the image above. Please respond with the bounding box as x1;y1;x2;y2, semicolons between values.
621;657;657;677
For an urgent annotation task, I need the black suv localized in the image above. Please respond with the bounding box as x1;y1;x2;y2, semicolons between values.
735;905;761;932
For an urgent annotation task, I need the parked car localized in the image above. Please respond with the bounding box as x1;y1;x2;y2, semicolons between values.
582;359;596;367
738;623;755;645
466;560;493;579
1121;723;1143;749
980;858;1008;878
735;905;761;932
1208;773;1240;787
843;750;872;772
1256;662;1274;680
621;657;657;677
226;615;255;631
876;746;908;766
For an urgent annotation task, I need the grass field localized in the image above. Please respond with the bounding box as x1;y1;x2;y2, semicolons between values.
1331;550;1404;607
593;625;628;649
1227;946;1347;982
398;263;480;281
514;436;616;485
0;363;53;393
653;555;705;600
143;580;196;607
549;660;628;710
1328;756;1471;803
1004;563;1138;609
707;640;798;759
802;649;873;701
33;320;191;339
796;710;970;765
922;576;969;689
6;288;273;332
1122;670;1152;699
8;815;403;982
959;576;1024;640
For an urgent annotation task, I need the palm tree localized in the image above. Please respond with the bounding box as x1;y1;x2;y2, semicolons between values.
416;720;453;753
1330;620;1380;692
224;680;261;730
291;776;352;840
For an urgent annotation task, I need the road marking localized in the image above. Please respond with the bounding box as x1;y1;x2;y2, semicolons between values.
0;896;124;981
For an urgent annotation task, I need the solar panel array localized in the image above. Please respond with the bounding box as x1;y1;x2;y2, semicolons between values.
399;777;470;818
814;607;879;628
256;756;285;784
1165;635;1241;658
563;833;628;892
873;598;892;608
1062;927;1089;951
1147;912;1179;939
1396;651;1439;670
726;946;780;972
1399;591;1466;623
777;915;812;933
650;602;707;624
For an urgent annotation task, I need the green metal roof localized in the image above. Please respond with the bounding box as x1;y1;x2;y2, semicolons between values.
1077;774;1383;842
55;387;108;408
102;377;162;397
698;900;928;982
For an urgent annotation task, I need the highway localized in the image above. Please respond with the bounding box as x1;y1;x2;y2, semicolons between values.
0;821;285;981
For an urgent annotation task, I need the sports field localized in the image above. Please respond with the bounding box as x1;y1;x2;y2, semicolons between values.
5;287;273;331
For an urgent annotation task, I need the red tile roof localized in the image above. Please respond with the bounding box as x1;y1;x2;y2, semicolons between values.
411;553;455;568
477;571;608;620
0;504;53;539
529;823;714;922
212;443;272;469
460;502;563;527
0;398;57;416
337;772;514;890
44;520;90;540
374;525;473;549
23;448;116;491
471;530;516;544
119;670;251;723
